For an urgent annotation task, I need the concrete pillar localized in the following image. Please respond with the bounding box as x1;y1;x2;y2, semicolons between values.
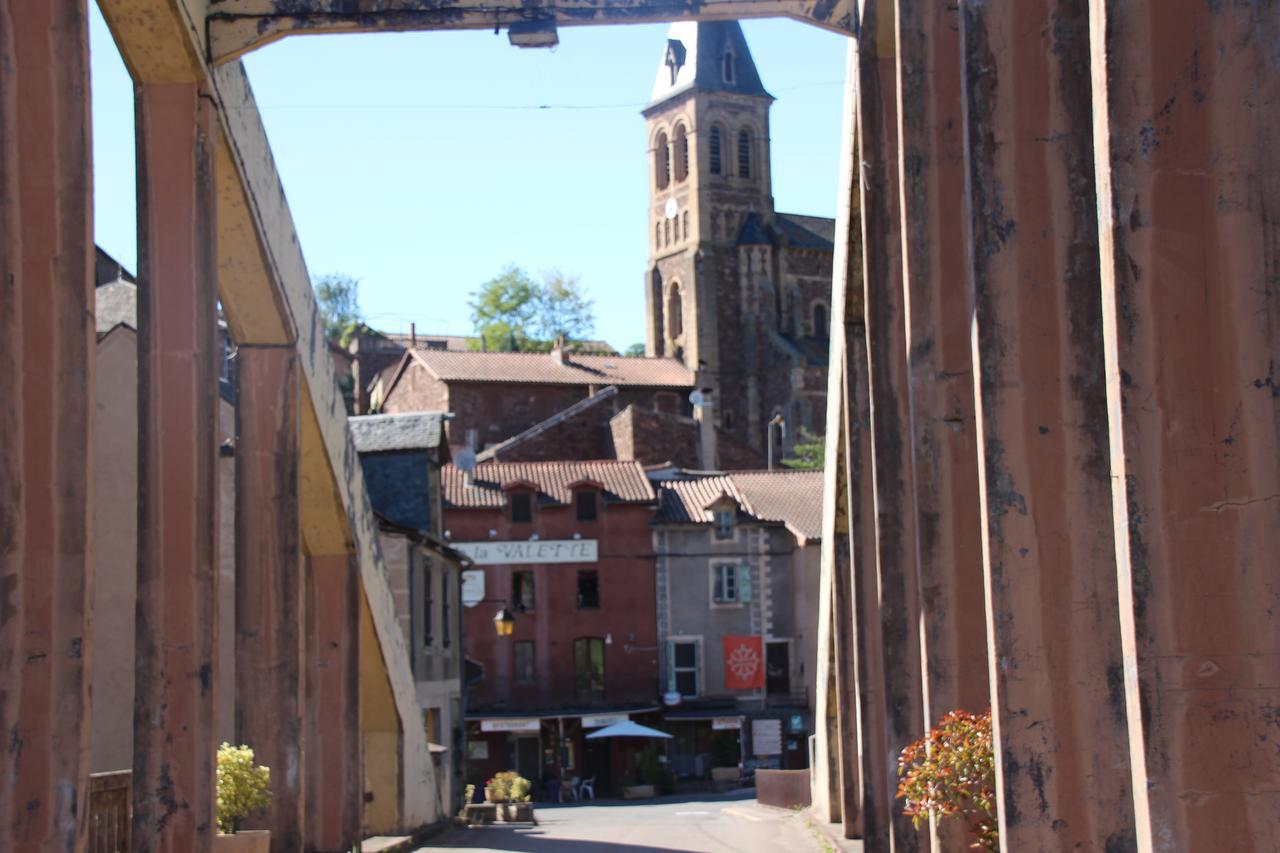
958;0;1136;848
854;2;928;849
235;345;302;849
0;1;93;849
132;82;220;853
1090;2;1280;847
305;554;362;852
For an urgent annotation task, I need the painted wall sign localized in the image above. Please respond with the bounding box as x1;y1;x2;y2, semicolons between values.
712;716;743;730
461;569;485;607
480;718;541;733
453;539;598;565
581;714;628;729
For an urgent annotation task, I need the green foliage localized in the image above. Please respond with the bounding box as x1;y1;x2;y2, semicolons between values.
484;771;532;803
781;427;825;470
468;265;595;352
216;743;271;834
897;709;997;851
313;272;364;344
624;343;647;357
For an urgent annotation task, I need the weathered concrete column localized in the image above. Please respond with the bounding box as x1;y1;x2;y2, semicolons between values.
0;1;93;849
236;345;303;850
304;553;362;852
854;2;928;850
894;0;989;719
958;0;1136;848
132;82;221;853
1090;2;1280;847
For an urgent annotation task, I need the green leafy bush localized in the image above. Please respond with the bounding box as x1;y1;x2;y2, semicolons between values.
896;709;997;851
216;743;271;834
484;771;532;803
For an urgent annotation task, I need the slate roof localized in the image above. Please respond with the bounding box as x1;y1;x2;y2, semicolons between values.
655;470;824;541
409;348;694;388
776;213;837;251
96;279;137;335
349;412;446;452
648;21;772;109
443;460;656;509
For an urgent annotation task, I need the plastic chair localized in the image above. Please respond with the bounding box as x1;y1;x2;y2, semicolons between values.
566;776;580;802
577;776;595;801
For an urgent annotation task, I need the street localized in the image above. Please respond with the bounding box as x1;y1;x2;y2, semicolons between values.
423;791;833;853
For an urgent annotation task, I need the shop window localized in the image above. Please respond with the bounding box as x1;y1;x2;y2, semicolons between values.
515;641;535;682
573;637;605;702
512;571;535;612
714;509;734;540
577;571;600;609
712;563;738;603
576;490;598;522
511;492;532;523
672;641;699;697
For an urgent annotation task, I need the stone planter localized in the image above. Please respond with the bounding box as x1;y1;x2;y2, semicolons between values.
212;830;270;853
711;767;740;782
622;784;656;800
462;803;497;825
497;802;536;823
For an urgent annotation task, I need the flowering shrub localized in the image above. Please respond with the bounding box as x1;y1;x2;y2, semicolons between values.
896;709;997;851
216;743;271;834
484;771;532;803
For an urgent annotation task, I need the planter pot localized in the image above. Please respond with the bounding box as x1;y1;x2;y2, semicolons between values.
213;830;270;853
497;802;536;823
622;784;656;800
463;803;497;825
711;767;740;782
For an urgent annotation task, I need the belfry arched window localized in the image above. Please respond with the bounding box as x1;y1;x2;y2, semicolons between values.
709;126;723;175
738;129;751;179
655;131;671;189
674;124;689;183
667;283;683;340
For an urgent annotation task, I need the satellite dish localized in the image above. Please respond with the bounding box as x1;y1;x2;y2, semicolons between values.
688;390;705;408
455;448;477;473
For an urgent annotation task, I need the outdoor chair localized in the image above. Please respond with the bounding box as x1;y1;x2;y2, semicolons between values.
577;776;595;801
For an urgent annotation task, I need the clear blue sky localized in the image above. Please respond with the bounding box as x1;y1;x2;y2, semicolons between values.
90;3;848;351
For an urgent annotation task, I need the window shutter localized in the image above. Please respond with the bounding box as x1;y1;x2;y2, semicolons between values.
738;564;752;602
667;642;677;693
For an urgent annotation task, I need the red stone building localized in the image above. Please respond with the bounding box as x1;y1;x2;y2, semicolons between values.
442;460;661;797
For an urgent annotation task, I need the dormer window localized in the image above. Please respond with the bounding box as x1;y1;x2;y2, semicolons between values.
714;509;734;540
511;492;532;524
722;47;736;84
576;490;598;522
664;39;687;85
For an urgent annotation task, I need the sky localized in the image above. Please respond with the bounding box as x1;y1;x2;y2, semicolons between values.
89;4;849;352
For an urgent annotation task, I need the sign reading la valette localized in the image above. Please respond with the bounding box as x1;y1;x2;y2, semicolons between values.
453;539;598;565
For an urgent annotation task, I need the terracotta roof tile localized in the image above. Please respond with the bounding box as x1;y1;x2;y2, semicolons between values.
655;470;823;540
444;460;656;509
410;348;695;388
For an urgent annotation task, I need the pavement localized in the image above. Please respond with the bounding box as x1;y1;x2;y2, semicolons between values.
417;790;838;852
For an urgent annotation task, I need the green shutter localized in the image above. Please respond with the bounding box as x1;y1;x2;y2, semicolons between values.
739;564;752;603
667;642;678;693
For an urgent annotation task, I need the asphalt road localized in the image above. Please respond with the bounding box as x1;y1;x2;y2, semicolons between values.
423;790;830;853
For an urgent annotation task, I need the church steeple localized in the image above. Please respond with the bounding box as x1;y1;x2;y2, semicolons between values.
648;21;773;109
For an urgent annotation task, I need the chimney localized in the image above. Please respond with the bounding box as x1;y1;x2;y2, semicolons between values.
410;322;417;346
550;335;567;365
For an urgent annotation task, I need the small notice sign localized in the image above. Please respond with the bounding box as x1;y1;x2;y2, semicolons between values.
453;539;598;566
582;714;628;729
752;719;782;756
480;718;540;733
461;570;485;607
712;717;742;730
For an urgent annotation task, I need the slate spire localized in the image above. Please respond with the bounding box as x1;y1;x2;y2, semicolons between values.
648;20;773;109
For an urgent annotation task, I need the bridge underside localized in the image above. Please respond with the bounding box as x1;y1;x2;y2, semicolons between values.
1;1;1277;851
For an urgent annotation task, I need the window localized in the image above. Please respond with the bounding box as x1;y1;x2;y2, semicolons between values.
511;492;532;523
723;410;734;431
713;564;738;603
665;218;671;245
576;490;597;522
813;302;828;338
441;570;452;648
714;509;734;540
573;638;605;702
423;561;434;647
667;284;683;339
512;571;535;612
672;641;699;697
514;641;535;682
738;129;751;178
682;210;689;240
709;126;722;175
674;124;689;182
655;131;670;189
577;571;600;609
722;47;735;84
655;221;662;250
425;707;441;743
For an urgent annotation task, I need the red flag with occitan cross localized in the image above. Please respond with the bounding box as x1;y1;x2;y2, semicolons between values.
722;635;764;690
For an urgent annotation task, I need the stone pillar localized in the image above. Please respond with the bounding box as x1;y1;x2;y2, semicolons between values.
0;1;93;849
132;82;220;853
854;2;928;849
1090;1;1280;847
236;345;303;849
958;0;1136;848
305;553;362;852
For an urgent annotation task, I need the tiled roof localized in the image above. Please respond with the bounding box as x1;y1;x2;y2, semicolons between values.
443;460;655;509
655;470;824;541
410;348;695;388
349;412;446;452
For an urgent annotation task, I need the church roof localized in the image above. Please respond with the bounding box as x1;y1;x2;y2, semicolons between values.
735;211;837;251
648;21;773;110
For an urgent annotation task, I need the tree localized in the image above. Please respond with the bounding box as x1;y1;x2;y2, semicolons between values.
624;343;647;357
313;272;363;344
468;265;596;352
781;427;824;470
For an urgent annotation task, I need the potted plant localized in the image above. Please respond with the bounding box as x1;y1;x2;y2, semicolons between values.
897;709;998;851
484;771;535;823
214;743;271;853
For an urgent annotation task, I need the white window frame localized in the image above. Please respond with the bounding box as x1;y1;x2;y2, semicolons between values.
711;563;739;605
668;635;702;699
